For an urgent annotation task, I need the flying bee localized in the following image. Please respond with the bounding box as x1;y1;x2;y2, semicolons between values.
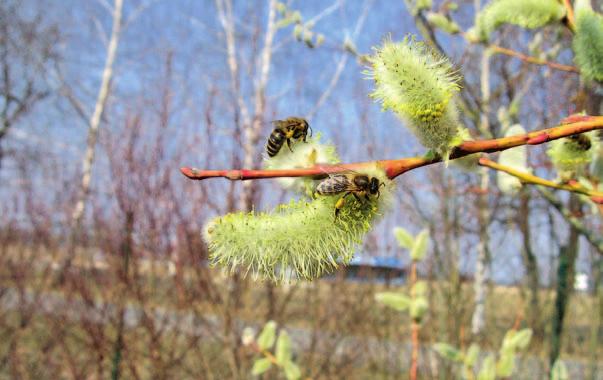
266;117;312;157
567;133;592;151
315;171;384;219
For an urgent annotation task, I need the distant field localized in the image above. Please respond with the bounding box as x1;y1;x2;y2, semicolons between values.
0;245;601;379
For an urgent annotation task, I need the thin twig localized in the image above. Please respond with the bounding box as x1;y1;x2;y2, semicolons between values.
478;157;603;203
180;115;603;181
537;188;603;254
489;45;579;73
305;0;373;120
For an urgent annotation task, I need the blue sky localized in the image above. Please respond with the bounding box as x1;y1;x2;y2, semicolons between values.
1;0;597;285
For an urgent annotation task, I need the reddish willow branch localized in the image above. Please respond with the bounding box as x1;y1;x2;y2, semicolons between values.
478;157;603;204
181;115;603;182
489;45;579;74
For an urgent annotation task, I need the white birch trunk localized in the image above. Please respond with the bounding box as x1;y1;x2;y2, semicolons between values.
471;39;491;337
71;0;123;230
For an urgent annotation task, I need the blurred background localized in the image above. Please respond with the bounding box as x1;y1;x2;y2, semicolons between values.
0;0;601;378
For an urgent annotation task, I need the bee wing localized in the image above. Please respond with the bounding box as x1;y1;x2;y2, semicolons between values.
316;174;356;194
271;117;301;128
318;164;361;178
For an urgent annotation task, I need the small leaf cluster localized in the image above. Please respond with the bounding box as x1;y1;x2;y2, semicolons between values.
375;227;430;322
550;360;569;380
426;12;460;34
375;281;429;321
244;321;302;380
434;328;533;379
393;227;429;262
275;2;324;48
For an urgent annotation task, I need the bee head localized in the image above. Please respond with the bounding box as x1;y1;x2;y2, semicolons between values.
303;119;312;137
369;177;382;195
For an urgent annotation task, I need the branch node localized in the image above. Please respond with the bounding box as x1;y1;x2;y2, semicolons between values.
526;133;549;145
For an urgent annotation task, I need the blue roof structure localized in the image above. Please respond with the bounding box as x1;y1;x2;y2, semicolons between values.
348;255;406;270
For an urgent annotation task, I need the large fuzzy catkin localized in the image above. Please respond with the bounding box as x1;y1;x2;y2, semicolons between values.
203;165;394;282
474;0;566;42
367;37;462;159
573;0;603;82
547;131;600;178
263;134;340;193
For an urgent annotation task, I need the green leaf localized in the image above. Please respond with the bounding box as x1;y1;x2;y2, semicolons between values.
276;2;287;14
410;229;429;261
251;358;272;376
275;331;292;364
257;321;277;350
496;351;515;377
411;281;428;297
410;296;429;322
375;292;411;312
508;328;532;350
393;227;414;249
501;328;532;352
282;361;301;380
434;343;464;363
426;12;460;34
500;329;516;352
415;0;432;13
293;24;303;40
551;360;569;380
464;343;480;367
477;354;496;380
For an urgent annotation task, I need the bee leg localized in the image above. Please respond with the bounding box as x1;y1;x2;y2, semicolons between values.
352;193;362;203
286;138;293;152
334;192;351;220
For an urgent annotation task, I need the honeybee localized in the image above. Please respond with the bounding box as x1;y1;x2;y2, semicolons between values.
568;133;592;151
266;117;311;157
315;171;384;218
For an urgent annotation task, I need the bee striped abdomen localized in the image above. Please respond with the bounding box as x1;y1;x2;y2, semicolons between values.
266;129;286;157
316;175;352;195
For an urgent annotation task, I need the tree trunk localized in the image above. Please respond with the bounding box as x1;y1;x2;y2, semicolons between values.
549;195;581;368
517;190;541;335
71;0;123;232
471;0;492;336
587;256;602;380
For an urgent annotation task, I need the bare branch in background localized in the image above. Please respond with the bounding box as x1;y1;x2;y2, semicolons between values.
0;1;59;167
306;0;373;120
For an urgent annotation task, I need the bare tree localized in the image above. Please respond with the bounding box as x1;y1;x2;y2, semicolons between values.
0;0;60;168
